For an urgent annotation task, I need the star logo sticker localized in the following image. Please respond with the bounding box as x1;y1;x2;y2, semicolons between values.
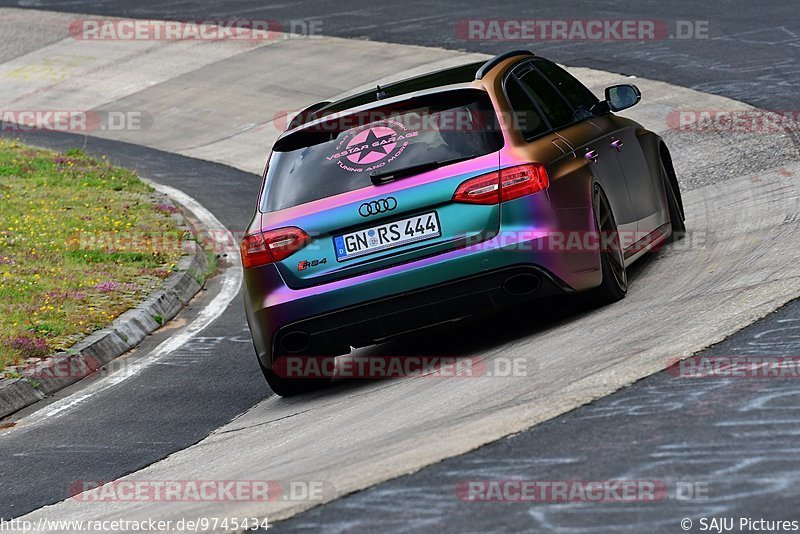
356;128;391;163
345;126;398;165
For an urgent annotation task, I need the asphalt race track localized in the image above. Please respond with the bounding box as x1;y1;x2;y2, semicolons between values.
0;134;266;519
279;299;800;532
2;0;798;111
0;2;799;532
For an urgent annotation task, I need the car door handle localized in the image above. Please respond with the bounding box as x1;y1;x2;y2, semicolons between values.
610;138;624;152
585;149;598;163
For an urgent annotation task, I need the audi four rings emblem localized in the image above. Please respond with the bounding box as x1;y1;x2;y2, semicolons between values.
359;197;398;217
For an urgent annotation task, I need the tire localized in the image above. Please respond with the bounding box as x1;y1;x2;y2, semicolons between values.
662;160;686;243
259;356;333;397
589;185;627;304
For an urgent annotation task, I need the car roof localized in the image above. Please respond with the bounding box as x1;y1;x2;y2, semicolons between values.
282;50;535;134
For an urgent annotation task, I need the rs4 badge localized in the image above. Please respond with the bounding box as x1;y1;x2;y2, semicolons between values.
298;258;328;271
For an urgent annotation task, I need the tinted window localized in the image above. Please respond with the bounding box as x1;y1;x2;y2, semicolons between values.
533;59;598;120
503;77;550;139
261;91;503;212
517;68;574;130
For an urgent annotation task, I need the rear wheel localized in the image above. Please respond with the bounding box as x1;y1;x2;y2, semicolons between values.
662;161;686;242
589;185;627;304
259;356;333;397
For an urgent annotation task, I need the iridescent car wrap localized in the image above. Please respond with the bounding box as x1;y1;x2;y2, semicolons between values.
241;50;685;395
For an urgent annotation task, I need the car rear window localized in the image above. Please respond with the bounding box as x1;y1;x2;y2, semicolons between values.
260;90;503;212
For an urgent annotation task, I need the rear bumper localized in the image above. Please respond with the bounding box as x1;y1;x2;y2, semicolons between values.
273;265;567;356
244;223;601;369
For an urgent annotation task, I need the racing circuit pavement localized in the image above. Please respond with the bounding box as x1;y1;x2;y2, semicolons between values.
0;2;799;531
2;0;798;112
280;298;800;532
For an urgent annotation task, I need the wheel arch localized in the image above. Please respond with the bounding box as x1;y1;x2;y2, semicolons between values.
658;142;684;220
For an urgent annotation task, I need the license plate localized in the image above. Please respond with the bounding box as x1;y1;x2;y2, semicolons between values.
334;211;441;261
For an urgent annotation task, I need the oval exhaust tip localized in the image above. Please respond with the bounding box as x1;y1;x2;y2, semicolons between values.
502;273;542;296
280;331;312;354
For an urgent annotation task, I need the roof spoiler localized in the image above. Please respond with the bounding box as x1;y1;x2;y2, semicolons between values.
475;50;534;80
284;101;331;131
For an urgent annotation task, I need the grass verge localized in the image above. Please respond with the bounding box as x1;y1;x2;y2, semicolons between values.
0;139;186;373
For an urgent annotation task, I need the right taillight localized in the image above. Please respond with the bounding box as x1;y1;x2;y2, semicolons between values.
452;163;549;204
240;226;310;268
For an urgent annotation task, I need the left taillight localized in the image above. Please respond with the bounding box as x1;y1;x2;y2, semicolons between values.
452;163;549;205
240;226;310;268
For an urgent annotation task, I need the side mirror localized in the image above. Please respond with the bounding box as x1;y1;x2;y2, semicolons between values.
604;84;641;112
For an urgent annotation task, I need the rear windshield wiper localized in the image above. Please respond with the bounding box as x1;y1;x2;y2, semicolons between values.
369;155;475;185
